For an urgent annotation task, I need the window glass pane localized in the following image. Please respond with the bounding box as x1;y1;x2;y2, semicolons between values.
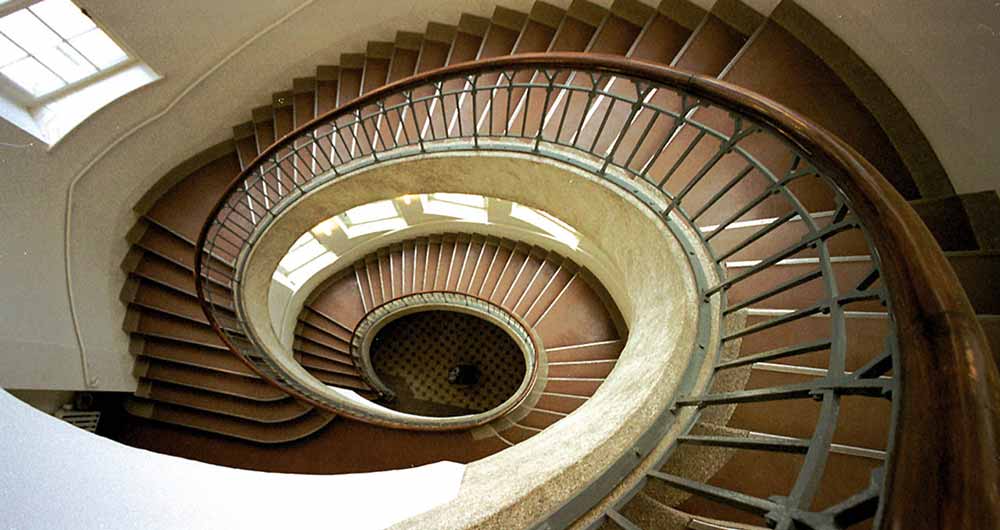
0;33;25;67
30;0;95;39
1;56;64;95
344;200;397;224
431;193;486;207
287;252;337;286
0;10;61;56
278;238;327;272
34;41;95;82
69;27;125;69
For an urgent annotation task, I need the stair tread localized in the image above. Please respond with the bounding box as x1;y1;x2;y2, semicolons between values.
138;357;289;401
673;14;746;76
722;20;918;199
128;307;227;350
293;339;354;366
137;336;255;378
145;153;242;243
127;399;331;444
947;251;1000;314
138;379;310;423
308;272;366;328
534;274;621;348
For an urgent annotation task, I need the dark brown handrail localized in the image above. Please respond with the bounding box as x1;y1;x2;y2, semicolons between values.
194;52;999;528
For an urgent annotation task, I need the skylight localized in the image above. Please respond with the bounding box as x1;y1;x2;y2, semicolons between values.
421;193;488;223
0;0;127;97
0;0;158;145
340;200;408;238
275;232;338;289
344;201;398;224
510;203;580;249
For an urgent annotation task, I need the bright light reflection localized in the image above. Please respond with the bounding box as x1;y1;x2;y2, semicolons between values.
341;217;409;239
420;194;488;223
430;193;485;207
510;203;580;249
312;218;338;237
344;200;397;224
287;252;337;286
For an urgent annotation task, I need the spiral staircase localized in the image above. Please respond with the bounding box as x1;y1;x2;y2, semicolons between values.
52;0;996;528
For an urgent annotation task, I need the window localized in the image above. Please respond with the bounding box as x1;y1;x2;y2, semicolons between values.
510;203;580;249
0;0;129;97
338;200;408;238
274;232;337;288
0;0;158;145
420;193;488;223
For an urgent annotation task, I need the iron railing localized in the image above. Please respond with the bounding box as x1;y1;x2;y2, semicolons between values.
194;54;998;529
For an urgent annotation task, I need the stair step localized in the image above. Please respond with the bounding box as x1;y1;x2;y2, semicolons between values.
668;446;880;528
293;338;354;366
523;264;576;324
721;20;917;200
542;378;602;397
724;257;882;312
642;422;756;515
734;311;889;373
300;364;371;391
723;368;891;451
443;237;472;292
706;212;870;262
315;65;339;114
481;7;524;57
630;10;695;64
295;351;360;376
547;359;617;379
534;274;621;348
137;379;310;423
511;255;560;317
126;307;227;350
947;251;1000;314
135;357;288;401
979;316;1000;369
135;336;256;378
308;271;366;328
497;425;538;444
365;257;386;306
673;11;747;75
616;491;696;530
144;152;242;243
517;409;564;430
534;392;588;414
546;339;626;363
129;250;234;309
134;219;233;278
300;307;353;342
126;398;331;444
296;321;351;353
495;248;538;308
129;279;238;326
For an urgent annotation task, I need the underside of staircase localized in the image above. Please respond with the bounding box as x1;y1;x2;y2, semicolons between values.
106;0;999;526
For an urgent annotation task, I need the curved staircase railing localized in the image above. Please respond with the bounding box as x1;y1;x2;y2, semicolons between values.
194;53;998;529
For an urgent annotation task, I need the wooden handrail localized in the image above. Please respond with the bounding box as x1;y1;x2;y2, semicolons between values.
194;52;999;528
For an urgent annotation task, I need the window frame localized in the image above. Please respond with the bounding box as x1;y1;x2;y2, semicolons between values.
0;0;138;105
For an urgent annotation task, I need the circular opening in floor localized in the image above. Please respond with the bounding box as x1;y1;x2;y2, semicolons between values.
369;309;527;418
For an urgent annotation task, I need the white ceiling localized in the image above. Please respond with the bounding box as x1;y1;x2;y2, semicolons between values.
0;0;995;391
